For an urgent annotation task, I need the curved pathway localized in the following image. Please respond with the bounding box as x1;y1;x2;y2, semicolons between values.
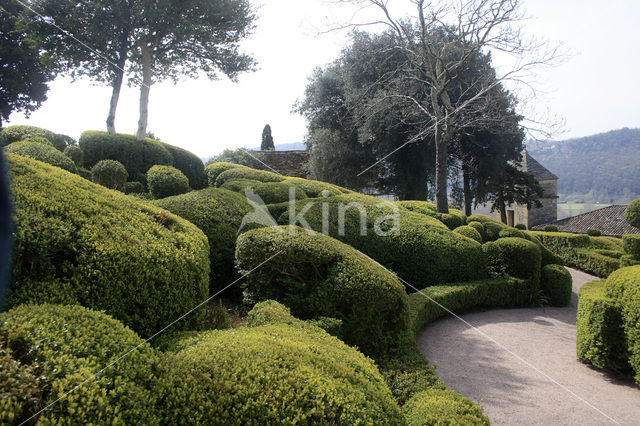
417;268;640;425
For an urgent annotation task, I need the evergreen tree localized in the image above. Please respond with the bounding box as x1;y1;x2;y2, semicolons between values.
261;124;274;150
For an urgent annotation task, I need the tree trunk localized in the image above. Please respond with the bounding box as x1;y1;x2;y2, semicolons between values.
136;43;152;141
106;59;126;135
462;164;472;216
434;123;449;214
497;195;508;224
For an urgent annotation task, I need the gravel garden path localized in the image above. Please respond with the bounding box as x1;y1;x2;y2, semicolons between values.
417;268;640;425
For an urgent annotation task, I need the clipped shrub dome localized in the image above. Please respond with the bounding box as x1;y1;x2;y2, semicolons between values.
453;225;483;243
205;161;248;187
540;264;572;306
5;141;77;173
63;145;84;167
153;188;252;296
221;179;308;204
0;125;59;149
147;165;191;199
396;200;466;230
215;167;284;186
625;199;640;229
160;143;206;189
402;389;490;425
161;321;404;424
6;154;210;336
91;159;128;190
0;304;162;424
236;226;411;357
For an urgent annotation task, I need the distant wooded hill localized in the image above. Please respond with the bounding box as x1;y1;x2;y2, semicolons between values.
528;128;640;204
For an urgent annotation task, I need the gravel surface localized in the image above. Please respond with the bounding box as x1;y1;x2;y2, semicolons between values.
416;268;640;426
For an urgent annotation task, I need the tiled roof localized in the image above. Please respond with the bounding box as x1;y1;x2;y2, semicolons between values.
522;151;558;181
532;205;640;237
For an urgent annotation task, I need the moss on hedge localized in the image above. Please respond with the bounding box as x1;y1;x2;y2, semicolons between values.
160;322;404;424
5;141;77;173
0;304;163;424
540;264;572;307
576;280;630;374
6;154;210;336
402;389;490;425
279;194;486;287
153;188;252;297
215;167;284;186
236;226;411;358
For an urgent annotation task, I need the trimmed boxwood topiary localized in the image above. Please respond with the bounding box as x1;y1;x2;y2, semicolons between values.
540;264;572;306
124;181;145;194
588;228;602;237
153;188;253;297
467;214;511;241
6;154;210;337
0;342;41;424
236;226;411;358
279;193;486;287
467;221;487;242
5;141;77;173
0;304;163;424
625;199;640;229
63;144;83;167
161;321;404;424
402;389;490;425
281;176;347;197
221;179;308;204
621;255;640;267
147;165;191;199
576;280;630;374
499;228;527;239
215;167;284;186
0;125;58;149
91;159;128;190
79;131;173;180
482;237;542;303
623;234;640;258
204;161;247;187
515;223;527;230
453;225;482;243
160;142;206;189
16;135;53;146
545;225;559;232
397;200;466;230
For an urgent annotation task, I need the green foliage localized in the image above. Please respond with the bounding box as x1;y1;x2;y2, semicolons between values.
215;167;284;186
588;228;602;237
453;225;482;243
91;159;128;190
625;199;640;228
204;161;247;187
498;228;526;239
160;142;207;189
621;255;640;267
307;316;343;336
124;181;145;194
576;280;630;374
6;154;210;337
79;131;173;180
63;144;83;166
5;141;77;173
280;193;487;287
16;135;53;146
160;322;404;424
0;126;62;150
623;234;640;258
605;265;640;384
147;165;191;199
0;343;41;424
467;214;510;241
402;389;490;425
593;249;624;259
282;176;347;197
545;225;559;232
467;221;487;242
540;264;572;307
591;236;623;251
0;304;163;424
153;188;252;297
261;124;274;150
246;300;302;328
236;226;411;358
221;179;308;204
397;200;466;230
515;223;527;230
408;277;532;334
204;300;232;330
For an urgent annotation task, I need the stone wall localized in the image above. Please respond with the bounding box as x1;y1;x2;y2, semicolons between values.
252;150;309;178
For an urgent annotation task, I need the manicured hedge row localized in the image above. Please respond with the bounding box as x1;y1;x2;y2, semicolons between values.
204;161;247;186
282;176;347;197
0;304;163;424
221;179;308;204
453;225;482;243
236;226;411;358
79;131;173;183
625;199;640;229
215;167;284;186
6;154;210;336
5;141;77;173
161;320;404;424
0;125;64;150
467;214;511;241
402;389;490;425
160;142;206;189
147;165;190;199
279;194;486;287
153;188;253;298
541;264;572;306
396;201;466;230
576;280;630;374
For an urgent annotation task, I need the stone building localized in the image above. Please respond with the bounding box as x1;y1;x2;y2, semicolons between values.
505;150;559;228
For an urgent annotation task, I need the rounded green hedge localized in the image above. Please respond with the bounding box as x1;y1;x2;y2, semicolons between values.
236;226;411;358
221;179;308;204
467;214;510;241
515;224;527;230
205;162;248;187
91;159;128;190
160;322;404;424
453;225;483;243
148;165;191;199
540;264;572;306
396;201;466;230
63;145;84;167
587;228;602;237
498;228;527;239
279;194;486;287
623;234;640;258
621;255;640;267
0;304;162;424
545;225;559;232
6;154;210;337
5;141;77;173
124;181;145;194
17;135;53;146
79;131;173;182
625;199;640;229
467;221;487;242
161;143;206;189
0;125;61;149
215;167;284;186
153;188;253;298
282;177;347;197
402;389;490;425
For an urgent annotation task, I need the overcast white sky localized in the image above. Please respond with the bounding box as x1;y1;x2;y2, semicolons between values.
6;0;640;157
